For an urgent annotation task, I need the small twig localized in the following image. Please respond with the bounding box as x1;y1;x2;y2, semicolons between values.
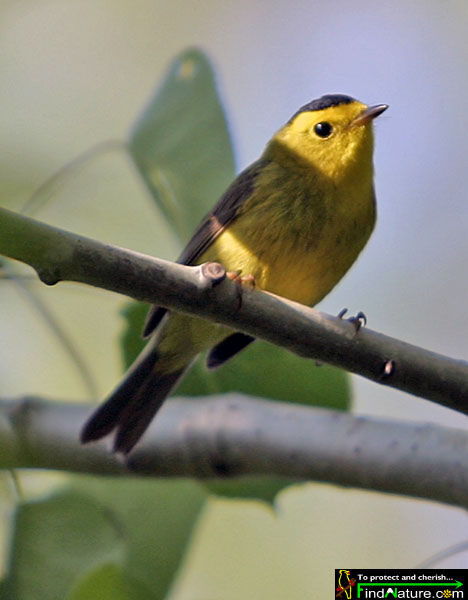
21;139;126;216
0;262;98;398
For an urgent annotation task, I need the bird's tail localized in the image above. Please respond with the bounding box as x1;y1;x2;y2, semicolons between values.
80;344;189;454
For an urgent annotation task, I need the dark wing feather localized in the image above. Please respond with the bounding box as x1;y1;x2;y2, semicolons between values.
143;306;169;338
206;332;256;368
143;159;266;337
178;158;266;265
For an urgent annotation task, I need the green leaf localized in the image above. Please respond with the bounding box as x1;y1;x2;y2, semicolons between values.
205;476;294;504
67;564;153;600
70;477;208;600
178;341;351;410
3;479;207;600
128;48;235;242
3;490;126;600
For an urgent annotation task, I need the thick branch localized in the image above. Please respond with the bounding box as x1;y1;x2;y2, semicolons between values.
1;207;468;414
2;396;467;508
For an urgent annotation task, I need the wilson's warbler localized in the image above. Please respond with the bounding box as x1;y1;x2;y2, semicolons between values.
81;94;387;453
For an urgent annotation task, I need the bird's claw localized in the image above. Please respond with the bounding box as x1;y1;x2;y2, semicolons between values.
338;308;367;333
227;270;256;309
227;270;256;289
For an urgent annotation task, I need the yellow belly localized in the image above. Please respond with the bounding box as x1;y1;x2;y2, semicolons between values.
199;207;374;306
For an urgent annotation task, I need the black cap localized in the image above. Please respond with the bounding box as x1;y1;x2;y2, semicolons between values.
289;94;356;122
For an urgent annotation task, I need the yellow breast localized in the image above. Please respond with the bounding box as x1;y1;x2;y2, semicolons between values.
199;175;375;307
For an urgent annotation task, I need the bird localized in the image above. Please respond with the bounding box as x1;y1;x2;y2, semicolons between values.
80;93;387;454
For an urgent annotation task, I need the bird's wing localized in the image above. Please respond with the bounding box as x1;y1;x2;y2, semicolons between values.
178;158;265;265
143;159;267;337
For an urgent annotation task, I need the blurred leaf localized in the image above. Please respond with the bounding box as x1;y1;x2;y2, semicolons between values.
3;490;126;600
179;341;351;410
128;48;235;242
71;477;208;600
67;564;153;600
205;477;294;503
3;479;207;600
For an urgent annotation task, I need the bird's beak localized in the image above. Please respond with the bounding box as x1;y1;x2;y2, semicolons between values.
349;104;388;128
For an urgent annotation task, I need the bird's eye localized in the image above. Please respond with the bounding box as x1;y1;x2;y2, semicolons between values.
314;122;333;138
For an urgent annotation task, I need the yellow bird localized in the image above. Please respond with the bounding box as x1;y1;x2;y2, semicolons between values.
81;94;387;453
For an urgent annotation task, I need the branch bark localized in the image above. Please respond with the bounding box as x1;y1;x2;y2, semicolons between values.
1;396;467;508
1;206;468;414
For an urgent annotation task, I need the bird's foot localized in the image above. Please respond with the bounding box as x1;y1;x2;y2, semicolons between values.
227;270;256;308
227;270;256;289
338;308;367;334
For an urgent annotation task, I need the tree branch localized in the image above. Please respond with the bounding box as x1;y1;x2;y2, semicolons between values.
1;396;467;508
1;206;468;414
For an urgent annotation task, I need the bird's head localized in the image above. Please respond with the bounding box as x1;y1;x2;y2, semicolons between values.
268;94;387;184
